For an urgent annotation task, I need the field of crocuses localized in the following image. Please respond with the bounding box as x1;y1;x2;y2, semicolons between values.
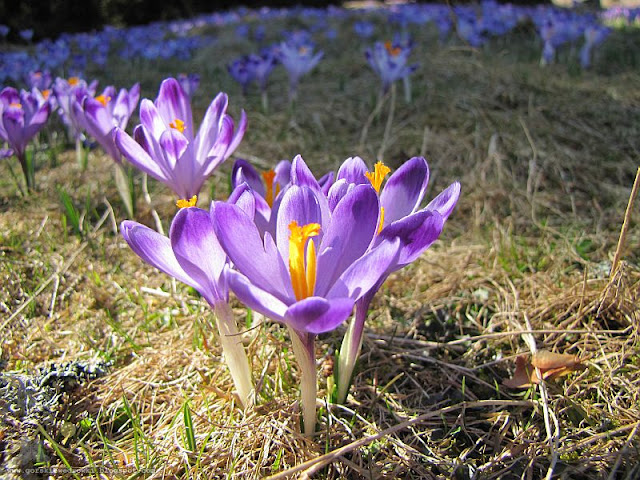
1;2;640;479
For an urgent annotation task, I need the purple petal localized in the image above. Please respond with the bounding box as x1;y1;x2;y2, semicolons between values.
228;182;257;219
226;109;247;154
275;185;323;265
426;181;461;221
328;237;401;300
156;78;194;139
285;296;354;334
336;156;369;184
228;270;288;322
139;98;166;140
231;158;265;196
380;156;429;225
315;184;380;296
114;127;168;182
378;210;444;266
194;92;227;162
211;201;294;302
170;207;228;304
120;220;201;290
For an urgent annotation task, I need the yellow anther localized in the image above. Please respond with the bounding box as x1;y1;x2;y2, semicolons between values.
289;221;321;301
169;118;185;133
176;195;198;208
42;89;51;99
384;41;402;56
68;77;80;86
378;206;385;234
299;46;309;55
9;102;22;109
261;169;280;207
365;161;391;193
95;94;111;107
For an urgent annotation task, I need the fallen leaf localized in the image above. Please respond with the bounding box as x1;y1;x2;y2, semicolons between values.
503;350;585;389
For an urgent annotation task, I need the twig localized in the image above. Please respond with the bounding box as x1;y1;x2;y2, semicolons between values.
266;400;534;480
377;83;396;162
48;274;60;319
609;166;640;281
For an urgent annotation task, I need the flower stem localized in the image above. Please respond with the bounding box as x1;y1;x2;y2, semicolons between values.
213;301;254;408
336;294;373;404
288;326;317;435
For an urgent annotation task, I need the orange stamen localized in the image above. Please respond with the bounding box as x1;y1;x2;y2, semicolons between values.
384;41;402;56
176;195;198;208
169;118;185;133
95;95;111;107
289;221;321;301
365;161;391;193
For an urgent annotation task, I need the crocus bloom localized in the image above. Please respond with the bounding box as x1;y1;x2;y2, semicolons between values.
333;156;460;403
212;155;401;433
227;57;254;96
120;206;253;407
247;49;278;93
0;87;51;191
177;73;200;98
53;76;99;141
365;38;418;93
74;83;140;163
114;77;247;203
277;41;323;100
579;25;610;69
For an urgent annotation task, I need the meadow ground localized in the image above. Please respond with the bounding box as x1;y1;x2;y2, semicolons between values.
1;7;640;479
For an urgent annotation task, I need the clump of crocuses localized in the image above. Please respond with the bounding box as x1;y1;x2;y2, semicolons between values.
0;86;51;192
121;144;459;435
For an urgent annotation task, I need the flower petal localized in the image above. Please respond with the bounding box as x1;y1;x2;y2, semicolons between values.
380;156;429;225
170;207;227;304
315;184;380;296
328;237;401;300
285;296;354;334
211;201;294;302
156;77;194;139
114;127;168;182
336;156;369;184
120;220;201;291
378;210;444;266
275;184;323;265
228;270;288;322
426;181;461;221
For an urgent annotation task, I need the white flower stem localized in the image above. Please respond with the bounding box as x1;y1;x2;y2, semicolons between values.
213;301;253;409
336;297;369;404
288;326;317;436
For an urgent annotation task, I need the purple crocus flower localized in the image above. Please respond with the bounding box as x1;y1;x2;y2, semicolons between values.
332;156;460;403
120;206;253;407
277;40;323;100
74;83;141;163
231;158;291;236
365;39;418;94
27;70;52;91
227;56;254;96
177;73;200;98
212;155;401;433
247;49;278;93
114;77;247;203
0;87;51;192
52;76;99;141
579;25;610;69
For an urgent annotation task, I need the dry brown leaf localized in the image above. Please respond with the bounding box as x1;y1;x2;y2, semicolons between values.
503;350;585;389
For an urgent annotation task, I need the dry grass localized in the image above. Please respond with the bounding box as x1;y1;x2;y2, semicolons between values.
1;8;640;480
